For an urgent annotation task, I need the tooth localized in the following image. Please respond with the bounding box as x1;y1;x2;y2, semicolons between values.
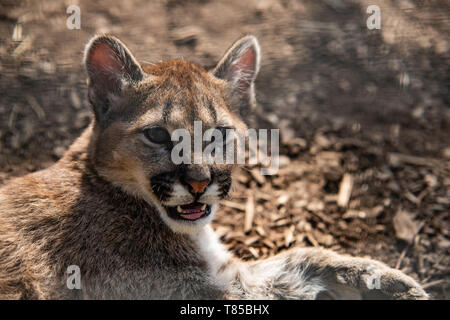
177;205;182;213
201;204;207;210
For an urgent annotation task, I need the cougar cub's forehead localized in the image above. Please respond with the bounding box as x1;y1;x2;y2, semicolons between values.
129;59;239;130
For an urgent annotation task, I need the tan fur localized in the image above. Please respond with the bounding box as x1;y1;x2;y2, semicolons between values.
0;35;428;299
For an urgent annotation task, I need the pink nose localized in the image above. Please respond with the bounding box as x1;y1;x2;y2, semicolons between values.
186;179;209;194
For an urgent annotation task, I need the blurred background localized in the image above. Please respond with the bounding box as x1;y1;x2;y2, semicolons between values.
0;0;448;298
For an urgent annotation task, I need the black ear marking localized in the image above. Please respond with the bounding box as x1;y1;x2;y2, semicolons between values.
213;35;261;116
83;35;143;123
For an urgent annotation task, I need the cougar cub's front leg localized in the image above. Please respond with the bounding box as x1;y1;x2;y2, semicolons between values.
225;248;428;300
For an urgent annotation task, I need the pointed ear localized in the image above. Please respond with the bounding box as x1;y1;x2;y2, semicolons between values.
213;35;261;116
83;35;143;123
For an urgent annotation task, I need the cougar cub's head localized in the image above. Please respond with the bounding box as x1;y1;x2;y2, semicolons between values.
83;35;260;234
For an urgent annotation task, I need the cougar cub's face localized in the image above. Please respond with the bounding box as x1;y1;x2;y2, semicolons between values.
83;35;260;233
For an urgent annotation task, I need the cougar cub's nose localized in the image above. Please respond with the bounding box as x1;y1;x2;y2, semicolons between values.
187;179;209;194
182;167;211;194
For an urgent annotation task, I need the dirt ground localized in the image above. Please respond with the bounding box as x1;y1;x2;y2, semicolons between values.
0;0;449;299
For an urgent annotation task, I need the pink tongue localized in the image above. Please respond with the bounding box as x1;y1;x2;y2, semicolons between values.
180;211;205;220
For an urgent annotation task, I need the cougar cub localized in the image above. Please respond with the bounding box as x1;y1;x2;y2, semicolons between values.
0;35;427;299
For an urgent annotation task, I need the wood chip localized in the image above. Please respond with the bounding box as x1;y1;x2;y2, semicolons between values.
249;169;266;185
255;226;266;237
12;35;33;57
296;233;306;243
26;95;45;119
248;247;259;259
170;26;202;44
294;199;308;208
388;153;440;168
393;210;423;243
221;200;246;211
272;218;290;227
70;90;82;110
244;193;255;233
324;194;338;203
12;23;22;41
262;239;275;249
367;205;384;218
342;210;367;219
338;173;353;208
223;231;245;241
422;279;450;290
214;226;228;238
306;199;324;212
244;235;259;246
284;225;295;247
311;210;335;224
277;194;290;205
313;230;334;246
404;191;420;206
317;151;341;168
306;233;320;247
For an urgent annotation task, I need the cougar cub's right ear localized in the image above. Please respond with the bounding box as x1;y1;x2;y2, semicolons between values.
213;35;261;117
84;35;143;123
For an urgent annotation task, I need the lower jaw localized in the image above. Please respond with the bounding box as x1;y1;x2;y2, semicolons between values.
165;204;212;222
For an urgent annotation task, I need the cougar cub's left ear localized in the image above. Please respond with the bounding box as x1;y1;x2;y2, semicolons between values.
84;35;143;123
213;35;261;116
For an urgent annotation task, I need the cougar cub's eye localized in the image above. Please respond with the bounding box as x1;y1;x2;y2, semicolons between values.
143;127;171;144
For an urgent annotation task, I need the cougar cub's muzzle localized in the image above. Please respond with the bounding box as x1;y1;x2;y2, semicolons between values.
150;166;230;222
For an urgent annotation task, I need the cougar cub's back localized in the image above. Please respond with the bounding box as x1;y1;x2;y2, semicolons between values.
0;35;260;299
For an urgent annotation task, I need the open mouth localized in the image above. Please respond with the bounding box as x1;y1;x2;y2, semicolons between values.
165;202;212;221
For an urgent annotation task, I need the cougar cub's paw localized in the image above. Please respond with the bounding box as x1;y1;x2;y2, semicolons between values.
287;248;428;300
359;264;428;300
332;258;429;300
